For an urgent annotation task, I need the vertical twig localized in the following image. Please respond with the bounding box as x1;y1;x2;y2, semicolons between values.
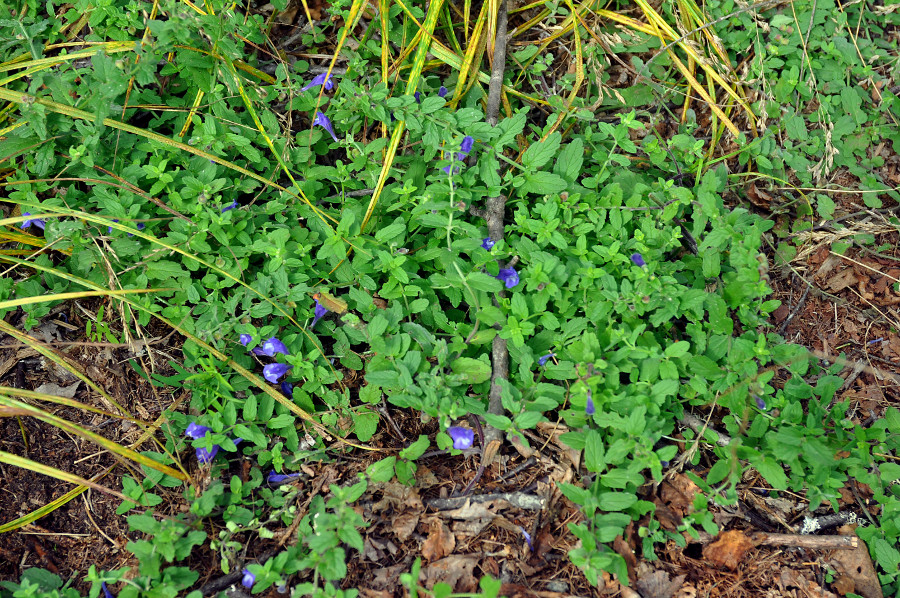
482;0;509;450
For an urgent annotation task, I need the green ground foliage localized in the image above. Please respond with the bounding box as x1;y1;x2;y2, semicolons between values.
1;0;900;596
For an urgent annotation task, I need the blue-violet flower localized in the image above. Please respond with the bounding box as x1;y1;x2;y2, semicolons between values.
414;91;422;103
221;200;239;212
538;352;555;366
241;569;255;589
481;237;495;250
239;334;253;347
630;253;646;267
312;299;328;328
447;426;474;450
21;213;45;230
102;582;115;598
300;72;334;92
520;527;533;551
754;395;767;410
438;86;448;98
268;471;302;484
313;111;339;142
280;381;293;397
261;336;289;357
441;135;475;174
263;362;292;383
495;267;519;289
585;392;595;416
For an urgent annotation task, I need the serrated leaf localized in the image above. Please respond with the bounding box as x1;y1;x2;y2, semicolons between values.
354;410;379;442
555;138;584;183
520;171;567;195
521;132;561;170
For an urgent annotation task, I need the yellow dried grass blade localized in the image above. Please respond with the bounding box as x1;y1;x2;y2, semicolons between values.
390;0;545;105
0;450;133;504
0;477;94;533
450;0;489;108
0;320;133;418
0;396;187;481
632;0;753;129
361;0;447;233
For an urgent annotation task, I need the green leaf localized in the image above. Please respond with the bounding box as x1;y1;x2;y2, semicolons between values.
555;138;584;183
665;341;690;358
754;456;788;490
399;435;429;460
146;260;188;280
267;414;295;429
596;492;637;511
354;410;379;442
521;132;561;170
450;357;491;384
520;171;568;195
366;457;396;483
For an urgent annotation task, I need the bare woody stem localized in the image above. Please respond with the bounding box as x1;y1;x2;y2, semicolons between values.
482;0;510;450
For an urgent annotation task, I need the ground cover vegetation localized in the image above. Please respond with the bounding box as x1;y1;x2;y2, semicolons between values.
1;0;900;596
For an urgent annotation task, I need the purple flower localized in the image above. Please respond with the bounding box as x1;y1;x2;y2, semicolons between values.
447;426;474;450
185;422;211;439
314;111;339;142
195;444;220;463
438;86;448;98
519;527;533;551
241;569;255;589
311;299;328;328
630;253;646;267
585;392;595;416
280;381;293;397
239;334;253;346
441;136;475;174
414;91;422;103
267;471;302;484
263;362;292;383
102;582;115;598
495;267;519;289
107;219;119;234
300;72;334;92
126;222;145;237
261;336;289;357
21;213;45;230
221;200;239;212
538;352;555;366
277;582;288;594
754;395;767;410
481;237;495;250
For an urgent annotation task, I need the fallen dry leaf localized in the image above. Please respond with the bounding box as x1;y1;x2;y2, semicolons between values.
390;513;419;542
635;567;687;598
421;518;455;562
702;530;756;570
421;555;478;592
828;525;884;598
779;568;839;598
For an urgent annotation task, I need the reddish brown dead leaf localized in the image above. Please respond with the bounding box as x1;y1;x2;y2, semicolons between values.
421;518;455;562
826;269;859;293
661;473;700;517
635;566;687;598
613;535;637;581
702;530;756;570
